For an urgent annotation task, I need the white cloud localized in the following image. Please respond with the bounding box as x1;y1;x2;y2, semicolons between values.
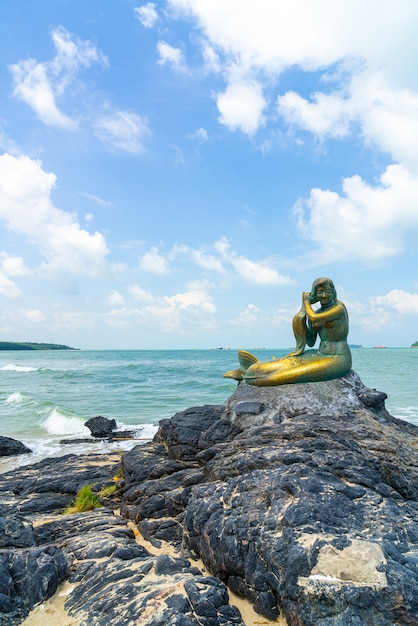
80;192;114;208
139;246;170;274
107;290;125;306
214;237;291;285
134;3;158;28
371;290;418;315
165;290;216;313
9;26;107;128
171;144;184;163
201;41;221;73
0;273;22;298
294;163;418;263
216;81;266;135
94;109;150;154
188;127;209;141
230;303;261;329
278;90;353;139
172;243;224;272
128;284;155;303
22;309;46;322
0;153;109;280
157;41;187;72
111;289;217;333
0;252;28;298
166;0;418;155
278;71;418;169
0;252;30;277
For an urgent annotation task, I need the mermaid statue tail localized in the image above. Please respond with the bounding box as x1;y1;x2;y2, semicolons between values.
223;345;351;386
223;349;259;381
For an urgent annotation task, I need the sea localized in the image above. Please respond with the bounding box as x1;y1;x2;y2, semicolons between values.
1;348;417;473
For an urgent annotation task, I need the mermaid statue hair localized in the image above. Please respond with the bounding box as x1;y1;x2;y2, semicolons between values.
291;278;336;356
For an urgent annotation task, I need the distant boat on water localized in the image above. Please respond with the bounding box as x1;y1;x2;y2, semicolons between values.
374;345;386;348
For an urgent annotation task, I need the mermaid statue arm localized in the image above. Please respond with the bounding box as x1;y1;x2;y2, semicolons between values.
303;294;345;323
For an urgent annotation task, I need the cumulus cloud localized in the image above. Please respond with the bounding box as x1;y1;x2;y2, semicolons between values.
0;252;30;277
371;289;418;315
216;81;266;135
94;109;150;154
147;289;216;330
165;290;216;313
214;237;291;285
166;0;418;157
128;284;155;303
9;26;107;128
0;153;109;280
278;72;418;170
157;41;187;72
22;309;46;322
0;273;23;298
0;253;29;298
294;163;418;263
107;290;125;306
107;289;217;333
139;246;170;274
134;3;158;28
278;90;353;139
172;243;224;272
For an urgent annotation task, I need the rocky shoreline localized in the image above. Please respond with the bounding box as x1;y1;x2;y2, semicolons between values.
1;370;418;625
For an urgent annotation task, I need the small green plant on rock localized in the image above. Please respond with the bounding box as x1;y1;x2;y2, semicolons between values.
98;484;117;497
64;483;101;514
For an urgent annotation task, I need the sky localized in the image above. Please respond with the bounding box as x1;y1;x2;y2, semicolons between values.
1;1;418;349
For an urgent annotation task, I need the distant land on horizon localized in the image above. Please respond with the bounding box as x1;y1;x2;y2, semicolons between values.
0;342;78;351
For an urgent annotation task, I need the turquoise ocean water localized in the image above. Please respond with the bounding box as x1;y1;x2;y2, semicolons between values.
1;348;417;473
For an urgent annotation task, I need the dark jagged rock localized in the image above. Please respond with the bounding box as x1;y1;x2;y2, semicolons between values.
0;436;32;457
0;453;121;515
84;415;117;438
0;545;69;624
0;452;245;626
120;371;418;625
0;515;36;548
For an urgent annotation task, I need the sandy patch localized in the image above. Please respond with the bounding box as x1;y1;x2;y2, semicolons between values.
22;582;80;626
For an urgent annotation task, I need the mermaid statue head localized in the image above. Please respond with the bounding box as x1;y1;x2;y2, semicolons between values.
309;277;337;304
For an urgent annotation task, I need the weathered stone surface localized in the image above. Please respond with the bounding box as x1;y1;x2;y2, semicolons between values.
0;545;69;624
0;453;121;515
0;436;32;457
0;453;245;626
0;515;36;549
120;371;418;625
154;404;240;460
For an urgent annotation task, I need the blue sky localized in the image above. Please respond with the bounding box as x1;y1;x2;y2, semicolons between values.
1;0;418;349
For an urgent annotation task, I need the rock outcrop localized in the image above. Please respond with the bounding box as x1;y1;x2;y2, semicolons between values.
1;370;417;625
0;452;244;625
121;371;418;625
0;437;32;458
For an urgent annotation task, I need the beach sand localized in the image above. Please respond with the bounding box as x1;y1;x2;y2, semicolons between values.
22;518;287;626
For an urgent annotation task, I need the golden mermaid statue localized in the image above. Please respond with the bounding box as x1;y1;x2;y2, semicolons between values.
223;277;352;386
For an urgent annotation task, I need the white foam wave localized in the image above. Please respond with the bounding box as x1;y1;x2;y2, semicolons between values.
114;419;157;440
6;391;27;404
1;364;37;372
40;409;90;436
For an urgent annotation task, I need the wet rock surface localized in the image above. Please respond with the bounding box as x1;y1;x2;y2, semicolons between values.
0;437;32;458
1;370;417;625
